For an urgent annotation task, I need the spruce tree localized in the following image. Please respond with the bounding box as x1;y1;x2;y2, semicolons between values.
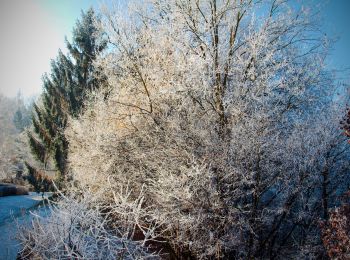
27;8;106;182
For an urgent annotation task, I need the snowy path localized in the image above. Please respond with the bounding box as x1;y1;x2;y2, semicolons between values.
0;193;51;260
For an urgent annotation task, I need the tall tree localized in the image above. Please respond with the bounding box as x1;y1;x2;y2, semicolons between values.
27;8;106;181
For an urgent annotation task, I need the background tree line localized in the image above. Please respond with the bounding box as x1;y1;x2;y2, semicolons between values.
0;92;32;183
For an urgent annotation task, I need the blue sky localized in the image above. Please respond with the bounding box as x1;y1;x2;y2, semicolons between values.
37;0;99;40
0;0;349;98
0;0;98;98
322;0;350;71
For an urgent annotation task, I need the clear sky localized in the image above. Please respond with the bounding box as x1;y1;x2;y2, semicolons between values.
322;0;350;71
0;0;349;98
0;0;98;98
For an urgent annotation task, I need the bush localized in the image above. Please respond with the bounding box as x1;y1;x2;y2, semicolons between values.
321;192;350;259
18;185;160;259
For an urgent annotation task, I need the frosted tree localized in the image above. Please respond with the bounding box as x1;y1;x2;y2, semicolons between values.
23;0;349;259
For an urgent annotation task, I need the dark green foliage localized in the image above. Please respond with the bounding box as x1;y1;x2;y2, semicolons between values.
28;8;106;179
25;162;53;193
27;132;47;164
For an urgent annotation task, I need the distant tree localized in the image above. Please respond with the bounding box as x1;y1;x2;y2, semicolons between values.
13;94;32;132
27;8;106;181
13;109;31;131
13;109;24;130
0;94;19;180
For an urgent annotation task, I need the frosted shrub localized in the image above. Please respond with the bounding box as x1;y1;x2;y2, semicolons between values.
18;185;160;259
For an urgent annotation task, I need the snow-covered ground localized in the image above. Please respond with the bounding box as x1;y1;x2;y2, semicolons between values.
0;193;51;260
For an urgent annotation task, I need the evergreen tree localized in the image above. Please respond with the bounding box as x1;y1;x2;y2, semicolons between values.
27;8;106;182
25;162;53;193
13;92;32;132
13;107;32;131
